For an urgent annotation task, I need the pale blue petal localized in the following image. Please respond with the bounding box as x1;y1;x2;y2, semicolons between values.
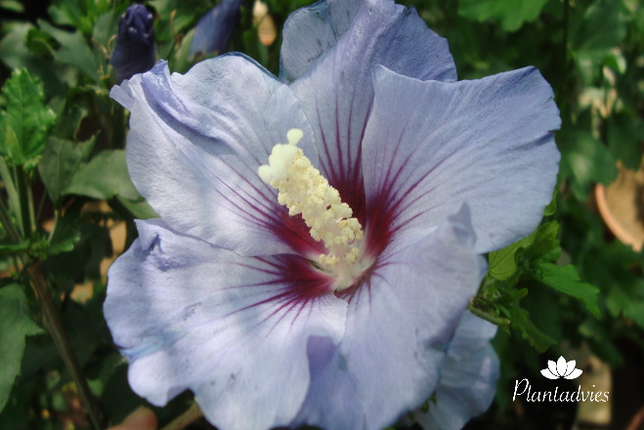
104;219;347;430
291;336;362;429
417;312;499;430
282;0;455;211
362;66;561;253
293;206;484;430
110;57;320;257
190;0;244;56
444;311;497;362
281;0;455;83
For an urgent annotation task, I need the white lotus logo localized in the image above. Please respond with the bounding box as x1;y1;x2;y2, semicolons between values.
540;356;583;380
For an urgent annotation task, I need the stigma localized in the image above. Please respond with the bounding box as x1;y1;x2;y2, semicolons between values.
258;129;364;291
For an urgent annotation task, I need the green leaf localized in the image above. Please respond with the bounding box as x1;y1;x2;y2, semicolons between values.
150;0;213;37
100;361;146;424
0;23;72;101
571;0;628;53
607;113;644;170
458;0;548;32
0;23;33;70
21;290;105;380
168;28;196;75
117;196;159;220
543;191;557;217
0;377;37;429
487;220;560;281
0;68;56;169
0;0;25;13
0;284;43;413
488;242;524;281
523;221;560;262
579;320;623;367
559;131;618;201
534;262;600;317
0;241;31;255
590;243;644;329
37;20;100;82
605;277;644;328
92;9;122;49
47;0;82;28
38;136;95;205
47;0;113;35
26;27;59;57
64;150;140;201
505;303;556;353
44;221;112;288
49;212;82;255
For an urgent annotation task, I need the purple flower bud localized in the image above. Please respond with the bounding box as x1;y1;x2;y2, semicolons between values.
110;4;156;83
189;0;244;57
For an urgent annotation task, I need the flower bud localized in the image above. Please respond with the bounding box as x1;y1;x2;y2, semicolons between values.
190;0;244;57
110;4;156;83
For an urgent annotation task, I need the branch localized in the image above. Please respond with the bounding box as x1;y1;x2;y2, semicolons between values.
26;262;105;430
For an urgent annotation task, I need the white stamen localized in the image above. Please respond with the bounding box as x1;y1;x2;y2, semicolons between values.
259;129;364;291
286;128;304;146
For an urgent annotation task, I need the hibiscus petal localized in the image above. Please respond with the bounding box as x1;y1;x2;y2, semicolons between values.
104;219;347;430
416;312;499;430
441;311;497;362
281;0;455;83
110;56;321;257
282;0;456;215
362;65;561;253
290;336;362;430
294;205;483;430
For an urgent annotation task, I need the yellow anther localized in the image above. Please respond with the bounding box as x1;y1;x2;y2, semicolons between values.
259;129;364;285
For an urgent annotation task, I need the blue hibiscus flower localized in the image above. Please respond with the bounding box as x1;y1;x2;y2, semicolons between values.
104;0;560;429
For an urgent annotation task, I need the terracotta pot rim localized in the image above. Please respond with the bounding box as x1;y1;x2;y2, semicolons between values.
595;183;643;252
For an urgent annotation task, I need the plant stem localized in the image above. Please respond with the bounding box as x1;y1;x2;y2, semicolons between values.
16;167;34;239
26;261;105;430
35;186;47;228
557;0;570;117
112;103;125;149
467;302;509;328
0;194;21;244
1;203;104;429
1;163;103;428
0;158;22;231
